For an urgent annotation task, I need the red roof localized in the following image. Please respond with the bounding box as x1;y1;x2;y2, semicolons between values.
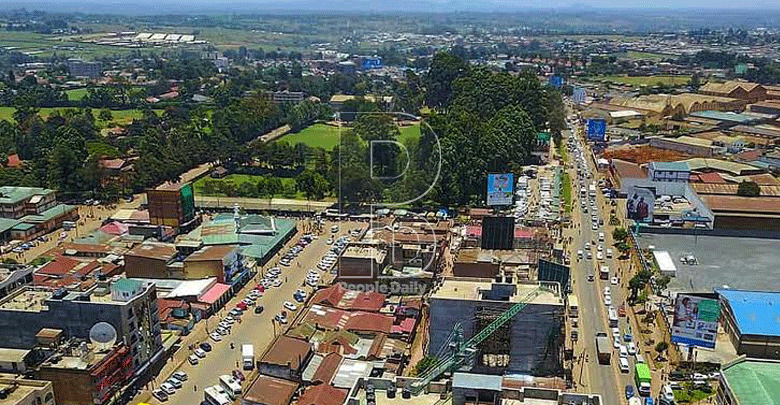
691;172;726;184
391;317;416;335
311;284;385;312
344;312;393;334
99;158;128;170
311;353;342;384
37;256;80;276
466;225;482;238
5;154;22;168
297;384;347;405
198;283;231;305
100;221;129;235
514;227;533;239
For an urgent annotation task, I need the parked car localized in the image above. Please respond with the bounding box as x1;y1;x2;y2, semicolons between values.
284;302;298;311
160;383;176;395
167;378;182;389
194;348;206;358
210;332;223;342
625;385;635;399
254;306;264;314
232;369;245;381
172;371;188;381
199;342;212;352
188;354;199;365
152;389;168;402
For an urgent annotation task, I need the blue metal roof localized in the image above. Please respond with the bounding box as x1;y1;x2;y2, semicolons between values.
717;289;780;337
649;161;689;172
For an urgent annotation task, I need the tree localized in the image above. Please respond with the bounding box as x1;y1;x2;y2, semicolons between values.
295;170;328;201
425;52;469;108
737;180;760;197
412;356;438;377
656;275;671;290
98;109;113;122
655;341;669;355
265;177;283;207
612;227;629;242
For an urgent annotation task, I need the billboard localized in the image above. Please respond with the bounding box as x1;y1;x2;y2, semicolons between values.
549;75;564;88
626;186;655;223
481;216;515;250
362;58;382;70
487;173;514;206
572;87;586;104
587;119;607;141
538;259;570;292
671;294;721;349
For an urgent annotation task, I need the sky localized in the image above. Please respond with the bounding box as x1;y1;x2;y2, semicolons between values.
1;0;779;13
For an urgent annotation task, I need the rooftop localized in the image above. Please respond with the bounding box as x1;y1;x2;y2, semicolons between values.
701;195;780;215
689;111;761;124
0;348;31;363
260;335;311;369
0;288;52;311
126;242;177;261
0;374;51;404
296;382;347;405
453;372;503;391
682;158;762;176
243;374;298;405
432;278;562;305
311;284;386;312
721;357;780;405
649;160;690;172
0;186;53;205
717;289;780;337
184;244;238;262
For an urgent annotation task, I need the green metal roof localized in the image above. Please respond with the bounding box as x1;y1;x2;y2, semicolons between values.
723;359;780;405
113;278;143;293
21;204;77;223
0;186;54;205
11;222;35;231
0;218;19;233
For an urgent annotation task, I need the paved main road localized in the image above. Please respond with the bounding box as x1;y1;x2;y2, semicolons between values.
144;220;363;405
565;129;633;405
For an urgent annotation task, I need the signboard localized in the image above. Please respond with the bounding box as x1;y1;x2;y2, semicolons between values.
538;259;570;291
587;119;607;141
626;186;655;223
671;294;721;349
549;75;564;88
481;217;515;250
487;173;514;206
362;58;382;70
572;87;586;104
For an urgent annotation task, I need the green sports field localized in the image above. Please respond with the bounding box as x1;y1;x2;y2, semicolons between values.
279;123;421;150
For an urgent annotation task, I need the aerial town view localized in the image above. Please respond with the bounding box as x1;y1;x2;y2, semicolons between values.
0;1;779;405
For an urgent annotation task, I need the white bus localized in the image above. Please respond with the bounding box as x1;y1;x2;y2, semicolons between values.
219;375;242;400
204;386;230;405
608;308;619;328
568;294;579;318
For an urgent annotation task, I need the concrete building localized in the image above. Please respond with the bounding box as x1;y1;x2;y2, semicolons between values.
700;80;767;103
146;181;197;231
183;244;243;283
67;60;102;79
0;348;32;373
717;356;780;405
36;342;133;405
123;242;178;279
0;374;55;405
269;90;304;104
428;278;565;376
257;334;312;381
717;289;780;360
337;242;388;281
0;264;33;300
647;161;691;182
242;374;298;405
0;278;162;374
0;187;57;219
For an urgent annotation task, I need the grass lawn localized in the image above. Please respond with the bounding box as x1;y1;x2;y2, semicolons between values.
194;173;316;200
562;172;572;214
598;75;690;87
616;50;673;61
0;106;156;126
65;88;89;101
280;122;422;150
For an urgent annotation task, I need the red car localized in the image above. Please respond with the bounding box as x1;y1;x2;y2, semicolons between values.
237;302;248;310
255;284;265;292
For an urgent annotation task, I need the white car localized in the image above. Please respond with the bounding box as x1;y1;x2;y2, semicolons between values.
619;344;628;358
188;354;199;365
160;382;176;395
604;286;611;295
612;328;621;340
210;332;222;342
273;279;283;288
604;295;612;306
596;251;603;260
172;371;188;381
284;301;298;311
194;348;206;358
275;314;288;324
619;357;630;373
613;337;621;349
611;277;618;285
597;244;603;252
627;342;637;355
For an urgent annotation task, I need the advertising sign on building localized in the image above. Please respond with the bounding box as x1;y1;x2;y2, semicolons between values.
487;173;514;206
587;119;607;141
549;75;564;88
626;186;655;223
671;294;721;349
362;58;383;70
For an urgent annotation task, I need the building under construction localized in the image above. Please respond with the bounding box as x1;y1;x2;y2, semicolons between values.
428;278;565;377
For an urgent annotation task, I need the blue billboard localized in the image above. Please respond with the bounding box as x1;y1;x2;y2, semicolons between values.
549;75;564;88
487;173;514;206
362;58;382;70
587;118;607;141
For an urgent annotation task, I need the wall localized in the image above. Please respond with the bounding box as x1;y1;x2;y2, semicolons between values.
428;297;564;376
124;255;169;279
36;367;92;405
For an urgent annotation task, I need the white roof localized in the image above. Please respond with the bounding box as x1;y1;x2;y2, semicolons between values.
165;277;217;299
653;251;677;274
610;110;641;118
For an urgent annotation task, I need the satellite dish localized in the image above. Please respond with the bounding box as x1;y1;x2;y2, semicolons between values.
89;322;117;350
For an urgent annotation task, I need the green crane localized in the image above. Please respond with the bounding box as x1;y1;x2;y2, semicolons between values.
409;288;544;395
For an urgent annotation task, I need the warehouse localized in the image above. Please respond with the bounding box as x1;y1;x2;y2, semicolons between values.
717;289;780;360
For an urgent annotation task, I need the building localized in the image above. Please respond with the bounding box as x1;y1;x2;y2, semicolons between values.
98;159;134;190
0;187;57;219
0;264;33;300
183;244;244;283
270;90;304;104
0;279;162;374
257;335;312;381
428;278;564;376
146;181;196;231
748;100;780;116
328;94;394;111
67;60;102;79
717;356;780;405
717;289;780;359
337;242;388;281
242;374;298;405
700;80;767;103
123;242;178;279
0;348;32;373
36;342;133;405
700;195;780;231
649;136;718;157
0;374;55;405
647;161;691;182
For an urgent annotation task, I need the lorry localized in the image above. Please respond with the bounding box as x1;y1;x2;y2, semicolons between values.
635;363;652;397
242;344;254;370
204;385;231;405
596;332;611;364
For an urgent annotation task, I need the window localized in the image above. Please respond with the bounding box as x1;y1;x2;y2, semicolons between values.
44;393;53;403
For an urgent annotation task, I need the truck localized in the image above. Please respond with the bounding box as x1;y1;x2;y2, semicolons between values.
242;344;254;370
635;363;652;397
204;385;231;405
600;265;610;280
218;375;242;400
595;332;611;364
589;183;597;198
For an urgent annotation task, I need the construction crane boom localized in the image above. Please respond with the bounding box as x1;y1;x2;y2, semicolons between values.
410;288;544;394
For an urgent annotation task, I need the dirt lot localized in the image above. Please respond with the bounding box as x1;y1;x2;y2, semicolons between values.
602;145;691;164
